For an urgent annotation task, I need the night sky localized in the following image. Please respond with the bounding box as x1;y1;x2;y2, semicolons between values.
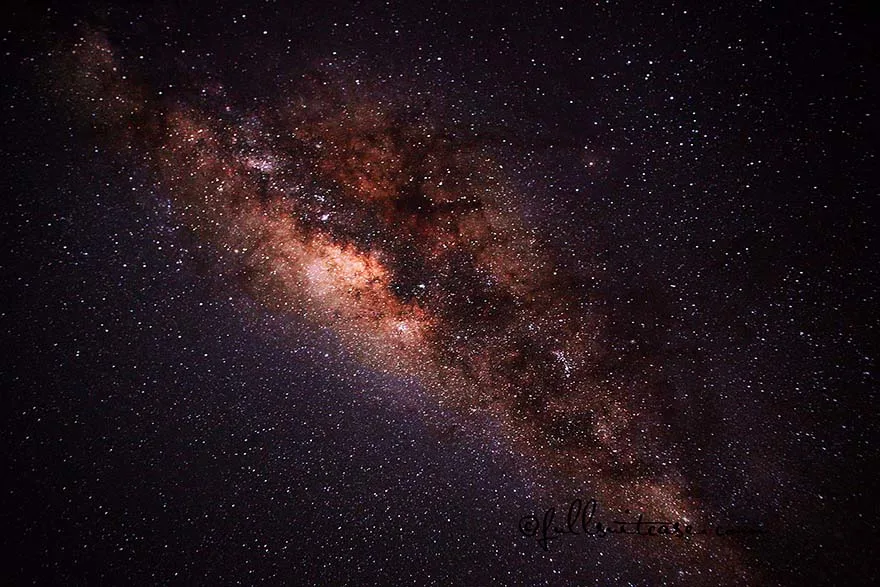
2;1;876;585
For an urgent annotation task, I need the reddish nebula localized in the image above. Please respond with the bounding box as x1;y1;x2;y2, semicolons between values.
55;30;766;583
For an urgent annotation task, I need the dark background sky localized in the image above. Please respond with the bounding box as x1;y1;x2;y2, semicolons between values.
2;1;875;585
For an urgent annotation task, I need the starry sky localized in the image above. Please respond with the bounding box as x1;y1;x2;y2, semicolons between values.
2;1;876;585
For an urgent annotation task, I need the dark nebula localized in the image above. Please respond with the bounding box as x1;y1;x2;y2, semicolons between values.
47;29;753;581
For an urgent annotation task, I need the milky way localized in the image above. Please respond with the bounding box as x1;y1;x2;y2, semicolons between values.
54;29;767;582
